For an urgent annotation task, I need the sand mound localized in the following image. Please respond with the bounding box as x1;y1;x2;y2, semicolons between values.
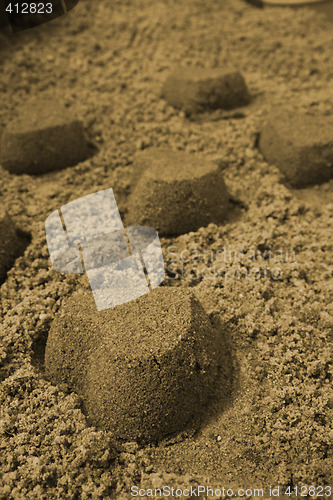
45;287;229;443
126;148;230;236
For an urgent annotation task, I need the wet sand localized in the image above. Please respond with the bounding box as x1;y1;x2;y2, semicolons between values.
0;0;332;498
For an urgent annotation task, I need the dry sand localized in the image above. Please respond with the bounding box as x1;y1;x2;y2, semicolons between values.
0;0;332;498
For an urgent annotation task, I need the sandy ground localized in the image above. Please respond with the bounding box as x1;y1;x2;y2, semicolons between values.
0;0;332;498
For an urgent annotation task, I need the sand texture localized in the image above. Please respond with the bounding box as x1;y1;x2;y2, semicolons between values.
126;148;230;235
0;0;332;498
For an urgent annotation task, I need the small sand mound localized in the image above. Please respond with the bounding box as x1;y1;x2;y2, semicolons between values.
259;108;333;187
45;287;229;443
126;148;230;236
161;66;250;115
0;207;30;284
1;97;88;175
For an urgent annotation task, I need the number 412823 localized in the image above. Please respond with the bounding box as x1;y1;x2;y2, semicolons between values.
6;3;53;14
284;485;331;497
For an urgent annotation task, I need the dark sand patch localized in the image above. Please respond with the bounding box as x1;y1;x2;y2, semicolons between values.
0;207;30;284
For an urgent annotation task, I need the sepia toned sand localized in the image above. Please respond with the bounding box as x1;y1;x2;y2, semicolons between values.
259;108;333;187
0;0;332;498
45;288;231;444
161;67;251;115
1;97;88;175
126;148;230;235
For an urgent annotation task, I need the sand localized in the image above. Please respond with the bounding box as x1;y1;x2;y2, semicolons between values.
0;0;332;498
161;67;251;115
0;207;30;284
126;148;230;235
1;97;88;175
259;108;333;187
45;288;231;444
